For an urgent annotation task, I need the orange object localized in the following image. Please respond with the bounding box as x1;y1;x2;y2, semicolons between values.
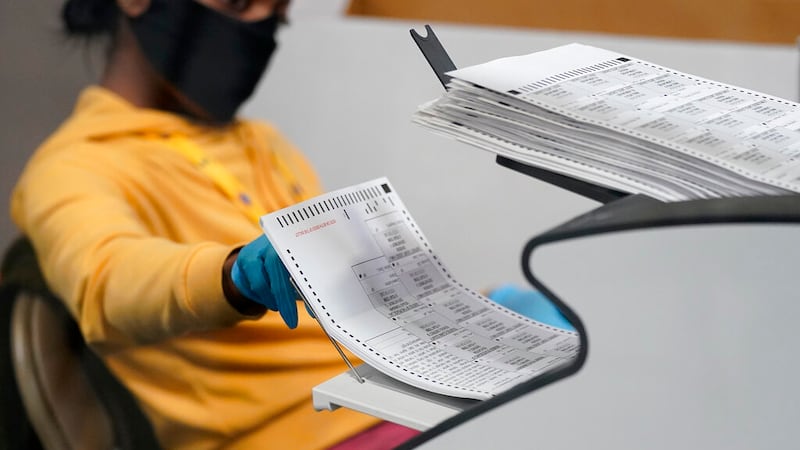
347;0;800;44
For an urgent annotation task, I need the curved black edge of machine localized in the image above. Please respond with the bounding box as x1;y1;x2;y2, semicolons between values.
399;193;800;449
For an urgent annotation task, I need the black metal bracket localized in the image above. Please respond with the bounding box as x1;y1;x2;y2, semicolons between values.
410;25;457;90
496;155;627;204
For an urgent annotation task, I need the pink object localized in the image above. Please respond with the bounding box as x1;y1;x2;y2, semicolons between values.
328;422;421;450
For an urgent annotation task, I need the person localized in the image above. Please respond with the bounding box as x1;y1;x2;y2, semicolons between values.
10;0;572;448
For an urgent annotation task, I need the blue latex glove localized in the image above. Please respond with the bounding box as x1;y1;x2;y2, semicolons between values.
488;284;575;331
230;235;299;328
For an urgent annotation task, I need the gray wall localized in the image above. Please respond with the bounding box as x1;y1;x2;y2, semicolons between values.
0;1;104;251
246;11;799;290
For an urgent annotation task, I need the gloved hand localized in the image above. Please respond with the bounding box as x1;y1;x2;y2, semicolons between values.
488;284;575;331
230;235;299;328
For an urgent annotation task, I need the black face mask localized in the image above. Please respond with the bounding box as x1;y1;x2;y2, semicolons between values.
129;0;280;124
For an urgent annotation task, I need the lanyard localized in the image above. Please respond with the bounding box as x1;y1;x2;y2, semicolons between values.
148;132;274;224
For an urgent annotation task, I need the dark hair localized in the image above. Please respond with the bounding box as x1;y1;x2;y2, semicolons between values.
61;0;119;36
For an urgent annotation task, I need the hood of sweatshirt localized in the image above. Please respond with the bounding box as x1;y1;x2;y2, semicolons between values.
44;86;244;149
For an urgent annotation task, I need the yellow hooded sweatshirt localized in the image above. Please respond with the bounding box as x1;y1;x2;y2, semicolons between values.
10;87;379;449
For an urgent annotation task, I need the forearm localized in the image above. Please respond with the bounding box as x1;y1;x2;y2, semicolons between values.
13;156;265;351
42;233;247;351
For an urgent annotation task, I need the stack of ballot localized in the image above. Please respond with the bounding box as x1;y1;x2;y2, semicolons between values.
413;43;800;202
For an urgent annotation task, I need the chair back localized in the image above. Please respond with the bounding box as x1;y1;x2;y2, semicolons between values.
1;237;161;450
11;290;114;450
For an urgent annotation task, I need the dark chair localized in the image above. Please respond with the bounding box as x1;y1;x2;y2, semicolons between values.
1;237;161;450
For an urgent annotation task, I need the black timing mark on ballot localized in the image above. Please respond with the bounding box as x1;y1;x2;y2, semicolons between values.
276;182;389;227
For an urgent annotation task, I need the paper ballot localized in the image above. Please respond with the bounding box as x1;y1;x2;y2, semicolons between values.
260;178;578;400
414;43;800;201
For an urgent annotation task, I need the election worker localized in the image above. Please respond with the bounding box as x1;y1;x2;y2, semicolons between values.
10;0;418;448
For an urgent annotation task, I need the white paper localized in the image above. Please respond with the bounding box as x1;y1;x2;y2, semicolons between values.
415;43;800;201
260;178;578;400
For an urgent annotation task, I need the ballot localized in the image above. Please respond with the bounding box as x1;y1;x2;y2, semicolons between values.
260;178;578;400
413;43;800;202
